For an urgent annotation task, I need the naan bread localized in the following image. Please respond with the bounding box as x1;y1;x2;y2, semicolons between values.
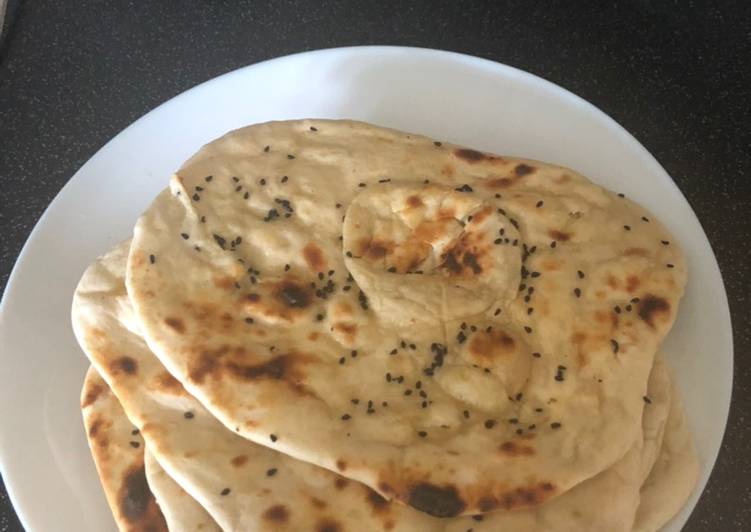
633;380;699;532
126;120;686;515
143;449;220;532
81;366;167;532
75;240;677;531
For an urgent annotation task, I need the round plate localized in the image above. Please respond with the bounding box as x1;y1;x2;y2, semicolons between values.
0;46;732;531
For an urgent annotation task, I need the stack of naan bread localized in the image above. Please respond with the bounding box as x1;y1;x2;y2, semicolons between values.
73;120;699;531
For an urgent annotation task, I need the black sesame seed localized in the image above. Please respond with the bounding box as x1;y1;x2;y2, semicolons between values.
270;434;277;442
532;352;541;358
624;225;631;231
433;141;442;146
524;326;532;334
149;254;155;264
287;154;295;159
611;339;620;354
494;308;501;316
455;184;473;192
341;414;351;420
387;266;397;273
550;241;557;248
404;389;413;396
180;233;189;240
264;145;270;152
463;410;470;419
221;488;231;496
551;422;562;429
183;411;194;419
536;200;544;208
351;399;359;405
625;304;632;312
667;263;675;268
530;271;541;278
192;193;200;201
204;175;213;182
508;418;519;424
389;348;398;355
574;288;581;298
418;431;427;438
643;396;652;404
642;216;650;222
617;193;625;198
129;441;140;448
244;192;250;199
266;468;278;477
661;240;670;246
131;429;139;435
484;419;496;429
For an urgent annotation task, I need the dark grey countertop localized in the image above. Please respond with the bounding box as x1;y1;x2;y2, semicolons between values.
1;1;749;530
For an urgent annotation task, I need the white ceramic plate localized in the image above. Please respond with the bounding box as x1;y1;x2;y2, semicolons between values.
0;46;732;531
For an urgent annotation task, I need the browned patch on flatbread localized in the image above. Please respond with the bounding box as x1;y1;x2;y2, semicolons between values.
548;229;571;242
230;455;248;467
638;294;670;328
499;482;556;510
366;489;389;512
88;418;104;438
310;497;327;509
514;163;535;176
467;330;516;364
333;322;357;342
308;332;320;341
479;496;499;512
263;504;289;523
187;345;229;384
164;317;185;334
334;478;349;490
439;231;489;277
555;173;571;184
576;350;589;368
441;164;455;177
316;519;342;532
334;301;353;317
81;382;104;408
153;371;185;395
117;463;167;530
357;237;395;261
486;177;514;188
243;278;314;322
131;252;145;268
626;275;641;293
595;310;610;324
498;441;535;456
111;356;137;376
437;207;456;220
624;247;649;257
378;481;393;495
302;243;326;272
454;148;487;162
541;260;560;272
470;206;493;225
213;276;236;290
606;275;620;289
336;459;347;472
406;195;423;208
406;483;466;517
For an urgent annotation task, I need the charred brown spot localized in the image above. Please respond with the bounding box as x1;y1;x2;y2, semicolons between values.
335;478;349;490
310;497;327;509
486;177;514;188
607;275;619;289
499;441;535;456
366;489;389;512
81;383;104;408
336;459;348;472
454;148;488;162
407;483;465;517
547;230;571;242
244;293;261;303
638;294;670;328
441;251;462;274
88;419;103;438
213;276;236;290
500;482;557;510
468;330;516;363
478;496;499;512
276;281;311;308
514;163;535;176
153;371;185;395
334;322;357;340
112;356;137;376
462;252;482;274
303;242;326;272
378;482;393;495
164;317;185;333
118;464;164;528
227;355;287;380
308;332;320;341
470;206;492;225
316;519;342;532
187;345;229;384
406;195;423;208
358;237;394;260
626;275;641;293
230;455;248;467
263;504;289;523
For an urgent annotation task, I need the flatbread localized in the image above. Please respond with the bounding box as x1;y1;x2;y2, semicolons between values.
143;448;220;532
633;380;699;532
75;240;677;531
126;120;687;515
80;366;167;532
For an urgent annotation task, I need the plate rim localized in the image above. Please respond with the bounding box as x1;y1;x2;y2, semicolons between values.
0;45;734;531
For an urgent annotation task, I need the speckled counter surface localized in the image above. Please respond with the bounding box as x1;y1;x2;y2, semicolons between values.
1;1;749;530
